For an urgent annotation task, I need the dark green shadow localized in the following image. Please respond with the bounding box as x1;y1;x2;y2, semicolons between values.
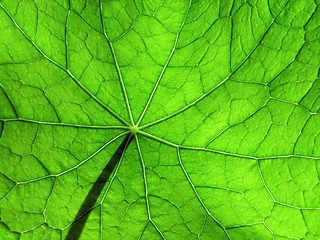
65;134;133;240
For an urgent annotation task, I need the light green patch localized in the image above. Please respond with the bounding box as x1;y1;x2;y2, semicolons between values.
0;0;319;239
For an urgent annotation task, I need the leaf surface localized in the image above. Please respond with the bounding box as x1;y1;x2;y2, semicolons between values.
0;0;320;239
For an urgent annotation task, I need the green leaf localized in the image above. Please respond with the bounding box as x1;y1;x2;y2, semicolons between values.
0;0;320;239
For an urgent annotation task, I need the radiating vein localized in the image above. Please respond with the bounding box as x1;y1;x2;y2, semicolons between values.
138;130;320;161
99;0;135;126
177;147;231;239
135;135;166;240
136;0;192;127
15;132;129;185
139;0;291;130
0;118;129;130
0;3;129;127
65;133;133;240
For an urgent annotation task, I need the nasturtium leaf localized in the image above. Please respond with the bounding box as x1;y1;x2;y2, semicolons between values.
0;0;320;239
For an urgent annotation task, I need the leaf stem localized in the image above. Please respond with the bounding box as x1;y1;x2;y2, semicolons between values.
65;134;133;240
